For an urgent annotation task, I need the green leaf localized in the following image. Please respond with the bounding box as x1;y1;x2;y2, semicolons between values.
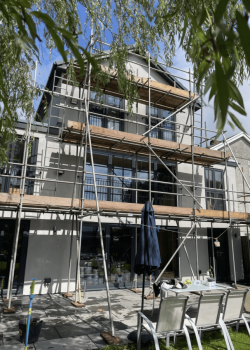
24;12;37;41
204;72;215;95
228;81;244;108
196;60;210;90
214;0;230;24
228;112;246;132
209;83;217;101
215;60;229;125
225;54;237;80
242;0;250;12
236;11;250;66
180;13;188;47
31;11;55;28
198;5;207;26
229;101;247;115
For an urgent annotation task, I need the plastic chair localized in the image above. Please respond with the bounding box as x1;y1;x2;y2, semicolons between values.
222;289;250;335
137;296;192;350
185;293;234;350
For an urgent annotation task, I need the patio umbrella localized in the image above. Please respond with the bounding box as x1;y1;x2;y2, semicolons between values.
134;201;161;312
128;201;161;343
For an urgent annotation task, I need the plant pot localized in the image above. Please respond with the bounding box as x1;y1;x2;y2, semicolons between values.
207;277;216;282
19;318;43;344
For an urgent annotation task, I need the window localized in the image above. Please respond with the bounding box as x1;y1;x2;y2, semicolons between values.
0;138;38;195
84;154;108;201
146;107;175;141
82;150;177;206
111;156;132;202
89;92;124;131
205;168;225;210
155;163;176;206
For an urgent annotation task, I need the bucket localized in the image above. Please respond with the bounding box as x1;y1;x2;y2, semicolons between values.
19;318;43;344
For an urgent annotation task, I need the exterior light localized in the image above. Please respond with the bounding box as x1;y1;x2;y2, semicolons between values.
214;239;220;248
70;98;78;105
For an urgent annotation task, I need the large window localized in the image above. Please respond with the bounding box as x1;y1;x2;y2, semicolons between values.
84;153;109;201
146;106;175;141
111;156;132;202
82;151;176;206
205;168;225;210
89;92;124;131
0;138;38;195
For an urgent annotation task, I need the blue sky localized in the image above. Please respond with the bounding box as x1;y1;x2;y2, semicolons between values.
33;14;250;142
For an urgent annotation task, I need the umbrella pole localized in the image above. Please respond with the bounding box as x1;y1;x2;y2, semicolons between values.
141;272;145;312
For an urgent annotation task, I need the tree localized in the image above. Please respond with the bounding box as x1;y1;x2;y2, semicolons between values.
0;0;250;164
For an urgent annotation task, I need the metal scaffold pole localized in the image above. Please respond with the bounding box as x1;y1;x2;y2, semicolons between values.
84;27;115;336
223;133;236;285
148;52;151;203
189;69;199;280
7;62;38;309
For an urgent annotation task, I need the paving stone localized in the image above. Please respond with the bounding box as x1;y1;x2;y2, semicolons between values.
55;323;102;338
0;344;32;350
113;329;135;344
41;316;75;327
88;332;108;348
2;331;21;345
100;319;129;331
116;317;137;328
38;325;61;341
35;336;98;350
44;309;76;318
0;320;19;333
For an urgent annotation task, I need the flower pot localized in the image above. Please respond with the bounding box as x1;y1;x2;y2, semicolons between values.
207;277;216;282
19;318;43;344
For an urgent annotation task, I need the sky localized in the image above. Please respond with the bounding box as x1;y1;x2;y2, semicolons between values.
33;14;250;144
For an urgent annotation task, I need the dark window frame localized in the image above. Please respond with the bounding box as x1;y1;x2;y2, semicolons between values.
146;106;176;142
89;92;125;131
205;168;225;211
82;150;177;206
0;137;38;195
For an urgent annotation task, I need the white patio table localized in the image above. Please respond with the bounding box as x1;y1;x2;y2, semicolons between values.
161;282;232;298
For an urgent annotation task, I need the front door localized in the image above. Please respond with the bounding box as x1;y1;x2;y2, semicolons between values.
0;219;29;293
208;228;231;282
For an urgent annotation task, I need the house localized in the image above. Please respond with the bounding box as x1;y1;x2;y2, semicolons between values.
0;50;247;296
211;132;250;282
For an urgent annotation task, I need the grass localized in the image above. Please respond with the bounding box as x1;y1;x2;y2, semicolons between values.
103;327;250;350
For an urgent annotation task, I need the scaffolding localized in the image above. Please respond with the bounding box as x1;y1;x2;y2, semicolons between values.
1;38;250;332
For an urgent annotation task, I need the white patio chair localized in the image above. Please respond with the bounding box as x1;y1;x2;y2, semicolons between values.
222;288;250;335
185;292;234;350
137;296;192;350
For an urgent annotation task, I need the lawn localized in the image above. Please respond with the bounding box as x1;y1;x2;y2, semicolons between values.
104;327;250;350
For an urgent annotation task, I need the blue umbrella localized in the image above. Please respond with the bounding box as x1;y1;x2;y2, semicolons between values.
134;201;161;312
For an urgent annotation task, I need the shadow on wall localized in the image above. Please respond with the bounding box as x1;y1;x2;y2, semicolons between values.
38;139;80;199
178;172;203;208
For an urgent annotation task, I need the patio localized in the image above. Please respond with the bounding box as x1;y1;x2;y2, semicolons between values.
0;287;246;350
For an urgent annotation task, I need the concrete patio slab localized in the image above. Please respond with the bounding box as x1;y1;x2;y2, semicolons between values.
35;335;98;350
55;322;104;338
